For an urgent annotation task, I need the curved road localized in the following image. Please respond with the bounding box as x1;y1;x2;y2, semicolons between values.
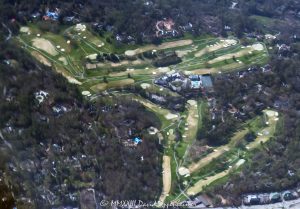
2;22;12;41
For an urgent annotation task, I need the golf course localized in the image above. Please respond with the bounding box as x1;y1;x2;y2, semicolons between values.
15;22;274;205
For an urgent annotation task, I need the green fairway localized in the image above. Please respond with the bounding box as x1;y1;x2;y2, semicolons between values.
16;24;269;94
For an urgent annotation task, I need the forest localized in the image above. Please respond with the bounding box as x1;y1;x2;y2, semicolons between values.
0;41;162;208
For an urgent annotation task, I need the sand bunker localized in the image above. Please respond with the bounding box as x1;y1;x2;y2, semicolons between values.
31;51;51;67
32;38;58;56
58;57;68;65
178;167;190;176
252;43;264;51
86;54;98;60
148;127;159;135
66;76;82;85
141;83;151;89
20;27;30;33
165;113;178;120
265;110;278;117
187;100;197;106
75;23;86;32
82;91;91;96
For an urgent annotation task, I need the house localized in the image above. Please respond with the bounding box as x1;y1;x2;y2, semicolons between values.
35;90;49;104
190;80;201;89
52;105;68;116
201;75;213;89
282;191;297;201
43;8;60;21
244;195;260;205
269;192;281;203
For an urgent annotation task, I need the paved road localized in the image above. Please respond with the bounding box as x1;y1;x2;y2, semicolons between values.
2;23;12;41
193;198;300;209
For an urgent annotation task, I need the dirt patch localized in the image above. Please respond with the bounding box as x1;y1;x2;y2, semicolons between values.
32;38;58;56
125;39;193;56
31;51;52;67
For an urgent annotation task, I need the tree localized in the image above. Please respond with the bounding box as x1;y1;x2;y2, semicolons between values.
103;76;108;83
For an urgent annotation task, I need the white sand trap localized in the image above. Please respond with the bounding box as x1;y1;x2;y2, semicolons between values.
252;43;264;51
125;50;136;56
82;91;91;96
224;39;237;45
20;27;30;33
148;127;159;135
178;167;190;176
32;38;58;56
187;100;197;106
165;113;178;120
58;57;68;65
75;23;86;32
265;110;278;117
86;54;98;60
66;76;82;85
235;159;245;167
141;83;151;89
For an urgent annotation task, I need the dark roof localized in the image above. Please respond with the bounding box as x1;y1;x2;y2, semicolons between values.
201;75;213;88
